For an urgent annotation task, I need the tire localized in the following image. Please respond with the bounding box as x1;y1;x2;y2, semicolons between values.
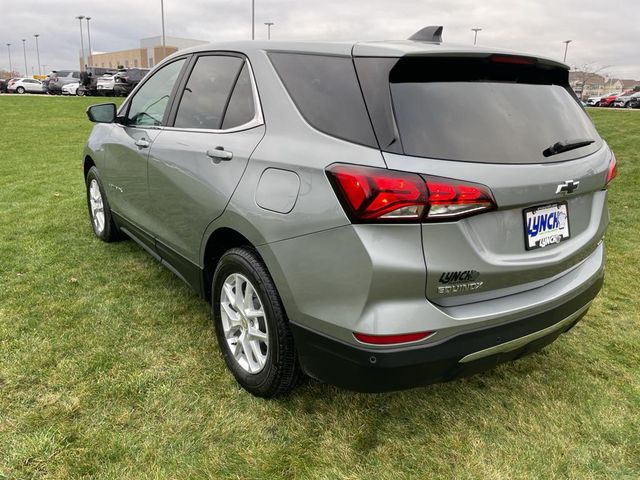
16;86;25;94
77;89;85;97
85;166;123;242
212;247;302;397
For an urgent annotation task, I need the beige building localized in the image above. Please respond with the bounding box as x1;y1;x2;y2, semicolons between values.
569;70;639;99
82;36;208;70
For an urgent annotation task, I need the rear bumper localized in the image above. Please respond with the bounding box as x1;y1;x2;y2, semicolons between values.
292;273;603;392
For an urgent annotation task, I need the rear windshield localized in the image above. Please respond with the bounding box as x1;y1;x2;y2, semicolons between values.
356;56;602;163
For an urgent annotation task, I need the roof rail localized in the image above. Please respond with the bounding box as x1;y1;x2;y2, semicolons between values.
408;25;443;43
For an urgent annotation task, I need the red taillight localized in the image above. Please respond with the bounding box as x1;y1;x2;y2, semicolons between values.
490;54;537;65
353;331;433;345
328;165;428;220
327;164;496;223
606;153;617;185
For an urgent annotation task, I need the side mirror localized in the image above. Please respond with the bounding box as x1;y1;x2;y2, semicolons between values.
87;103;117;123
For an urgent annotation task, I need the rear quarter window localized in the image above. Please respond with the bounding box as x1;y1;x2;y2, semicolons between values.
268;53;377;148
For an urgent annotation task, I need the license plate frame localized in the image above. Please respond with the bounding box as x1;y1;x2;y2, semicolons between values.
523;202;570;251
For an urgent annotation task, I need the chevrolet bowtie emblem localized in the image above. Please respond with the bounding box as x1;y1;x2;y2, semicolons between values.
556;180;580;195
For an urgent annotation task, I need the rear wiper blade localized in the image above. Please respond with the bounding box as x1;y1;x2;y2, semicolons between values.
543;138;595;157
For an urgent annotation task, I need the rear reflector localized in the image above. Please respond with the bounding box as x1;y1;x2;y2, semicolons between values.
606;153;617;185
327;164;496;223
353;331;433;345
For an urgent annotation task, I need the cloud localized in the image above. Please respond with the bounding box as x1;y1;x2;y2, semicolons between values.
1;0;638;79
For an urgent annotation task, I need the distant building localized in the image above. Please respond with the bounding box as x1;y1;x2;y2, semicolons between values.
83;36;208;70
569;70;639;99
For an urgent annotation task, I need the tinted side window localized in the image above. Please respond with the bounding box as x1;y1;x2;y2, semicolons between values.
126;59;186;126
222;63;256;129
174;56;243;130
268;53;377;148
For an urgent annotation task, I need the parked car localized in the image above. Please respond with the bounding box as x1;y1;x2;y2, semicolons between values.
5;78;20;92
44;70;81;94
586;96;601;106
0;79;6;93
612;91;640;108
7;77;45;94
77;67;117;96
82;28;614;397
61;82;80;95
113;68;150;96
597;92;622;107
627;96;640;109
96;73;116;96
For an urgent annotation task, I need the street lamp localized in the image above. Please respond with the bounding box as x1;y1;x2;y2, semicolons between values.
21;39;27;77
471;27;482;45
85;17;93;67
6;43;12;76
160;0;166;60
76;15;86;70
563;40;572;63
264;22;274;40
251;0;255;40
34;34;41;76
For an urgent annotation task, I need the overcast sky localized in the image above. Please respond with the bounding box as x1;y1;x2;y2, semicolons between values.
1;0;639;79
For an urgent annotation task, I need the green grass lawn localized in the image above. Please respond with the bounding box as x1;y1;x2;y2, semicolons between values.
1;96;639;479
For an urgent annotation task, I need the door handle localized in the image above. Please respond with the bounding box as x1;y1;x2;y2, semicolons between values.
206;147;233;161
135;138;150;148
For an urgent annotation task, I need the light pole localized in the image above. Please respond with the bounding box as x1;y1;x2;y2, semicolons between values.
251;0;255;40
6;43;12;76
76;15;85;70
264;22;274;40
21;39;27;77
160;0;166;60
85;17;93;67
563;40;572;63
471;27;482;45
34;34;41;76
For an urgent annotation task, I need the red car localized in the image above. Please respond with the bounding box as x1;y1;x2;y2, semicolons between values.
598;90;634;107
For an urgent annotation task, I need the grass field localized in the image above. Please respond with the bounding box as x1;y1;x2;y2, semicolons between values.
0;96;639;479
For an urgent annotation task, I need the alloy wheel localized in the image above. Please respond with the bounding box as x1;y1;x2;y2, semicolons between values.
89;179;105;235
220;273;269;374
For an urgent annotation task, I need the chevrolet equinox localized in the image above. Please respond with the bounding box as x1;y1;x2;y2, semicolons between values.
82;27;615;397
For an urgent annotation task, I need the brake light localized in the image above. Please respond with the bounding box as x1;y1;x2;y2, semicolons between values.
353;331;433;345
327;164;496;223
606;153;617;185
490;54;536;65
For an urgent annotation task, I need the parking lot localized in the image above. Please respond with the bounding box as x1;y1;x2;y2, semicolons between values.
0;96;638;479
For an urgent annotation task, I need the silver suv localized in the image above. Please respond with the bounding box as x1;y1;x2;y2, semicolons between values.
83;27;615;397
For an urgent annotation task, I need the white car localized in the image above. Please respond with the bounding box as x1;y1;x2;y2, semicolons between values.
96;74;116;96
61;82;80;95
586;96;601;106
7;78;45;94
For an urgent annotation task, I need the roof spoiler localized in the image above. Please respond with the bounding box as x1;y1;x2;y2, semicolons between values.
408;25;443;43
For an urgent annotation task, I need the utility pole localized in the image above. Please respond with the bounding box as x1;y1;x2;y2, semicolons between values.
6;44;12;76
471;27;482;45
264;22;274;40
160;0;166;60
85;17;93;67
252;0;255;40
76;15;86;70
21;39;27;77
563;40;572;63
34;34;41;76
